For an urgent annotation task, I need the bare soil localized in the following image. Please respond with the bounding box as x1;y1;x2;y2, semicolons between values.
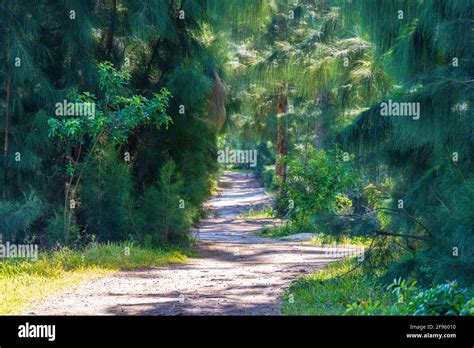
28;171;348;315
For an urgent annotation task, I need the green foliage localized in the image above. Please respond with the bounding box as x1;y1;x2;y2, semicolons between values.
165;65;213;109
80;146;134;242
339;0;474;285
281;258;389;315
137;160;192;246
0;193;45;242
283;259;473;316
44;211;81;248
398;280;473;316
346;278;473;316
281;147;356;226
48;62;171;146
260;165;276;192
46;62;174;244
1;0;221;250
240;206;274;219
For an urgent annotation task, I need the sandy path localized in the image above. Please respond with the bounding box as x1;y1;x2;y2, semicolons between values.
29;171;350;315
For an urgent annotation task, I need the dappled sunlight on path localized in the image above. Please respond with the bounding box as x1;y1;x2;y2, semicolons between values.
29;171;351;315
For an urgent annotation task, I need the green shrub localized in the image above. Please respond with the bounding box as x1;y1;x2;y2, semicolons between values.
137;160;192;246
461;298;474;316
282;147;356;223
0;192;45;242
345;278;474;315
80;146;134;242
283;260;474;316
406;281;472;315
44;210;81;248
256;165;276;192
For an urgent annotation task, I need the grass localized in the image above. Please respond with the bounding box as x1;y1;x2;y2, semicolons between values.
258;221;382;315
281;258;389;315
239;206;274;219
307;233;372;247
0;242;189;315
258;224;372;247
257;224;296;238
281;257;474;316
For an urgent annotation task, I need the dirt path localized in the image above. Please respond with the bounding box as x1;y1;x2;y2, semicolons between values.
29;171;350;315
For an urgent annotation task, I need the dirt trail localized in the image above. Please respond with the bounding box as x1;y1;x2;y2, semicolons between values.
29;171;350;315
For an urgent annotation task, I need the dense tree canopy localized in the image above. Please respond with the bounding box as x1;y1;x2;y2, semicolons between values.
0;0;472;292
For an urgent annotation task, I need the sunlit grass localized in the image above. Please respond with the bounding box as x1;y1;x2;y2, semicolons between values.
0;242;189;315
257;224;295;238
281;258;389;315
258;224;371;247
308;233;372;247
240;207;274;219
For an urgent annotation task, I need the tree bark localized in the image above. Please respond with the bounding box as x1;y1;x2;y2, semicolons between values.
314;91;330;150
275;91;287;192
105;0;117;61
3;76;12;198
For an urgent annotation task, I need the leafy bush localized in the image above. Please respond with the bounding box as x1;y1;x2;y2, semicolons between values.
48;62;172;245
345;278;474;315
284;260;473;316
145;113;219;221
404;281;472;316
276;147;356;233
462;298;474;316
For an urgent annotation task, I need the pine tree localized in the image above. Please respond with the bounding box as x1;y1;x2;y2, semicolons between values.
339;0;474;284
0;1;54;199
0;0;226;246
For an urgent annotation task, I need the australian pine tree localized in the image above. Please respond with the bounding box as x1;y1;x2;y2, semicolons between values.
0;0;228;245
340;0;474;284
0;1;59;242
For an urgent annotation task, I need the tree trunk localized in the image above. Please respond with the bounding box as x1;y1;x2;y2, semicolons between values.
105;0;117;61
314;91;331;150
275;91;287;192
3;76;12;198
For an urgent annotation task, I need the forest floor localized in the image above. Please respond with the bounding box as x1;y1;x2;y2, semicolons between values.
28;171;351;315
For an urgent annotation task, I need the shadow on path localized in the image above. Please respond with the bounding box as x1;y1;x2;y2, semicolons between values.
29;171;352;316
